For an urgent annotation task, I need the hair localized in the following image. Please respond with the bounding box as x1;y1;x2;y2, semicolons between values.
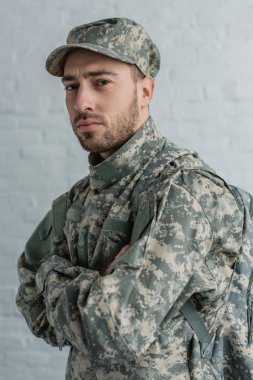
130;65;145;83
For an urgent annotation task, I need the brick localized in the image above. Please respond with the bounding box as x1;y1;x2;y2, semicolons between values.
0;288;17;316
1;1;253;379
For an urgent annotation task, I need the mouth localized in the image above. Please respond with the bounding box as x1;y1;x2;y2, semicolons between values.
76;120;103;133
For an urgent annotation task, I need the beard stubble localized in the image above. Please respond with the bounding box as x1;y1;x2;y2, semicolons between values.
72;87;139;154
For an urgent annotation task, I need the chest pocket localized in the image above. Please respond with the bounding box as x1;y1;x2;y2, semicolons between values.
91;217;133;273
65;201;133;271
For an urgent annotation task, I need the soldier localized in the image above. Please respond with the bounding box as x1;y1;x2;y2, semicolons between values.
16;18;245;379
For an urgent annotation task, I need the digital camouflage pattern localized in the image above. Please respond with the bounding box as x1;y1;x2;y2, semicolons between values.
46;18;160;78
220;185;253;379
16;118;253;379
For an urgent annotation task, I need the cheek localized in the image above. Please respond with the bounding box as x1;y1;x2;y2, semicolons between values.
107;94;130;112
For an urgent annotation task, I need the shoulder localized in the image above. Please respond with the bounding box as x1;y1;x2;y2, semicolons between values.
159;152;240;222
159;155;243;253
148;140;235;213
134;142;242;241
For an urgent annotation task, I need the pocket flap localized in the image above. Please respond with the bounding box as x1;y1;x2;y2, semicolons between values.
102;218;132;236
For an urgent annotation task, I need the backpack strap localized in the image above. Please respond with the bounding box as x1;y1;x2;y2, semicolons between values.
230;186;253;344
129;152;216;354
52;192;69;238
25;192;69;269
180;300;213;356
181;185;253;352
230;185;253;219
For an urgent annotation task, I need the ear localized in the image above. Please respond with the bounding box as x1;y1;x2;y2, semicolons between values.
139;76;154;107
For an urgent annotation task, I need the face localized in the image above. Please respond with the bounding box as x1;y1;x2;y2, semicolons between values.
63;49;152;158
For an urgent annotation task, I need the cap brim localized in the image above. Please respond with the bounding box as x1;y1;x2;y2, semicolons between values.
46;43;136;76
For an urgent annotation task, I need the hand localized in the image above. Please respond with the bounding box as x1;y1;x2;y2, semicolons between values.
103;245;130;275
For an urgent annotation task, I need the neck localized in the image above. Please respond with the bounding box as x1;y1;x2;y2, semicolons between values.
99;111;150;160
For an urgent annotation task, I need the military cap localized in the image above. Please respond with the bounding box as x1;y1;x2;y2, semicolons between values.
46;17;160;78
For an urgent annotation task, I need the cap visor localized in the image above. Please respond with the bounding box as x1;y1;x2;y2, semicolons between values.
46;43;135;76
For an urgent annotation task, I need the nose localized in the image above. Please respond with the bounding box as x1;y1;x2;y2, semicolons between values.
74;84;95;113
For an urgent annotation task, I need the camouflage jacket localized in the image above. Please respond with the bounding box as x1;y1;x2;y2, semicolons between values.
16;117;243;379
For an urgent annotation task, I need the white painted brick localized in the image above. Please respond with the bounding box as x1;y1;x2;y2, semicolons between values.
203;84;225;99
0;288;17;315
171;100;235;120
2;1;253;379
164;84;204;101
234;82;253;99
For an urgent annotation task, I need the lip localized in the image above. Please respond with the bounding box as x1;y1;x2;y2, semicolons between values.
76;120;103;133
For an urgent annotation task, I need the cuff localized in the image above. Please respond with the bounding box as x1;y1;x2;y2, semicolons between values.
35;255;71;294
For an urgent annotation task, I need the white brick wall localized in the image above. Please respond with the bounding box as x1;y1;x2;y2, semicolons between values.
1;0;253;378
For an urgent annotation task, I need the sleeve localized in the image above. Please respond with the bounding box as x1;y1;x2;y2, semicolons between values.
16;195;70;348
16;252;61;347
35;178;215;363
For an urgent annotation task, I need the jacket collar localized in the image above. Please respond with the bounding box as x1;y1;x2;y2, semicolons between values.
88;117;165;191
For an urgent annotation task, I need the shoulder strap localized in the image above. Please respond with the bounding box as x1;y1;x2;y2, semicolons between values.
52;192;69;238
180;300;213;356
181;184;253;353
129;151;215;353
25;192;69;269
230;185;253;218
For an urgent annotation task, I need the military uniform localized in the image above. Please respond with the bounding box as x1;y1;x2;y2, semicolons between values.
16;117;243;379
16;17;250;379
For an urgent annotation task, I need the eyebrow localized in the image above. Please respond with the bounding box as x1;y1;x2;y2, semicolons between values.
61;70;118;83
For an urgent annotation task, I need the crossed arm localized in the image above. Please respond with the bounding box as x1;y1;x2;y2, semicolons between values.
17;177;219;363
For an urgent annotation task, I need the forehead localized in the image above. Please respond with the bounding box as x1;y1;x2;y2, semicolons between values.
63;48;131;74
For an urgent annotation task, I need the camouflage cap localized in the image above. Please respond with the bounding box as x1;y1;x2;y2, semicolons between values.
46;17;160;78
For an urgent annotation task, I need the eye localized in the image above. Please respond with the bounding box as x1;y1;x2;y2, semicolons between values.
64;83;78;92
96;79;111;87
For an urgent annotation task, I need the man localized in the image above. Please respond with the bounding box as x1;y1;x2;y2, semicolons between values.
16;18;244;379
